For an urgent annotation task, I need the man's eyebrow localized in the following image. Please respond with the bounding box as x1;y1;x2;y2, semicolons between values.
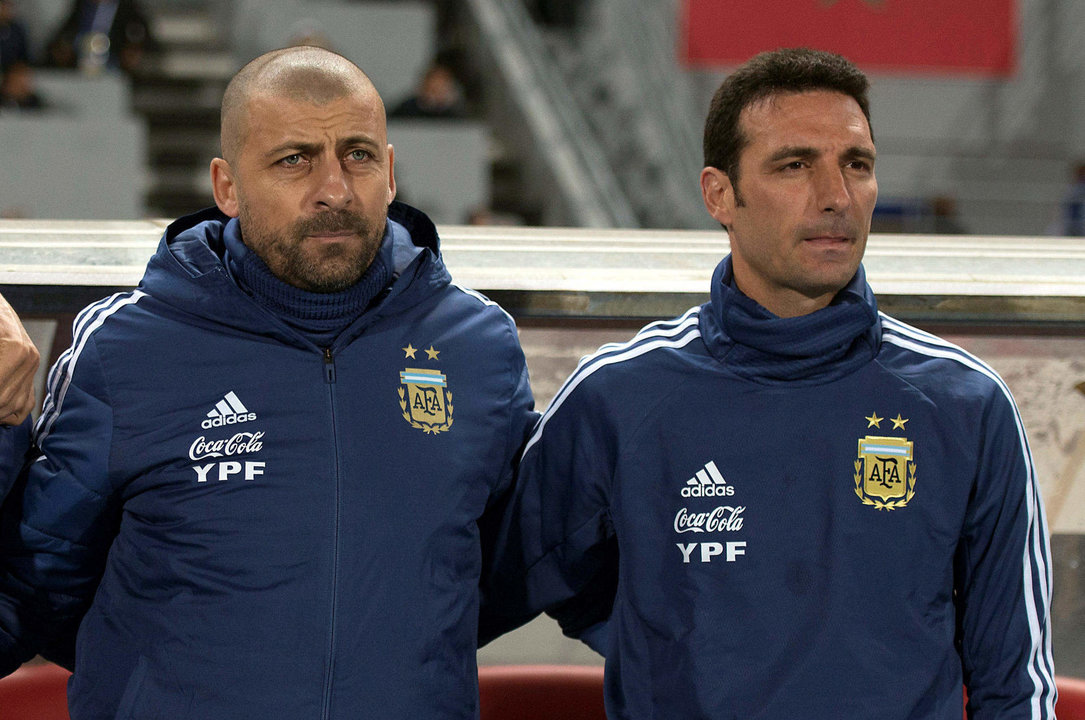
338;135;380;150
845;146;877;162
767;146;819;163
766;145;877;163
264;141;323;159
263;136;382;161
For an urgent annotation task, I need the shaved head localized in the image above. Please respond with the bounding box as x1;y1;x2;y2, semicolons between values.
220;46;384;164
209;45;396;292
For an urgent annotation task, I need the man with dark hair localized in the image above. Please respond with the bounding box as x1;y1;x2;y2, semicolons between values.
702;47;872;202
484;47;1055;718
0;46;535;718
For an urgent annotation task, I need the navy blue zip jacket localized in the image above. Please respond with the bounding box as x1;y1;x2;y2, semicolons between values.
483;256;1056;719
0;202;536;719
0;418;30;501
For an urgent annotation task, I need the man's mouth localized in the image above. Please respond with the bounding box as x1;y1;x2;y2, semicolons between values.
804;234;850;243
308;230;355;237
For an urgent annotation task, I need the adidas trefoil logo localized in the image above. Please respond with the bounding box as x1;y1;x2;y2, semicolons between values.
201;391;257;429
681;460;734;498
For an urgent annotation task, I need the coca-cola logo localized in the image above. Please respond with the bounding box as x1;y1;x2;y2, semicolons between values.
189;431;265;461
673;506;745;534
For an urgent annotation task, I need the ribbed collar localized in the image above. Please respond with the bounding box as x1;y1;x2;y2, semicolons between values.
699;255;881;384
222;217;395;347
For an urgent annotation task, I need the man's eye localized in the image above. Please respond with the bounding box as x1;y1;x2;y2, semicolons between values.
281;154;302;166
348;149;370;161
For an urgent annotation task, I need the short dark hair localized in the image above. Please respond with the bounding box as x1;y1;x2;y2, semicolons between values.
703;48;872;190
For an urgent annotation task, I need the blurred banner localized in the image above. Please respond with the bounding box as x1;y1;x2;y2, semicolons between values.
682;0;1016;75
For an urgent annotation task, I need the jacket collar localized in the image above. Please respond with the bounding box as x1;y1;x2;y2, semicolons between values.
139;201;448;348
155;201;439;278
698;255;882;384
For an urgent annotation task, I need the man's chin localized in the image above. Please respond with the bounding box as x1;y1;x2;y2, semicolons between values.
299;253;374;292
295;267;367;293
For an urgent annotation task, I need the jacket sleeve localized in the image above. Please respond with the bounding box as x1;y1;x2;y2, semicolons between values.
0;417;31;503
476;329;538;641
479;370;617;651
958;385;1056;719
490;347;538;510
0;335;120;676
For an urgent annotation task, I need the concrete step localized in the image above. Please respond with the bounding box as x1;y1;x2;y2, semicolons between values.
151;13;223;48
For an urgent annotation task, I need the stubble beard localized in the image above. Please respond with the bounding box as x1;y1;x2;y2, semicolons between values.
240;206;387;293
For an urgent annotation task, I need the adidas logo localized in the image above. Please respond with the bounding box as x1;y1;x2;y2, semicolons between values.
681;460;734;498
201;391;257;429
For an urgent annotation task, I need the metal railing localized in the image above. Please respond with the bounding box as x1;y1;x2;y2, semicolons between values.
4;219;1084;325
464;0;639;228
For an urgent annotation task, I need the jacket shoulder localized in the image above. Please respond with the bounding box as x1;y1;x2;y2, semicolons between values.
441;284;521;345
544;307;705;415
877;313;1010;405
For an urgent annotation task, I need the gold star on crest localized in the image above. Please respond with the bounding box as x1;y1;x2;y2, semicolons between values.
891;414;909;430
402;344;417;359
425;345;440;360
865;412;883;428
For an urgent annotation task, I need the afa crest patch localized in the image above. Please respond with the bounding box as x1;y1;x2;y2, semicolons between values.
398;368;454;435
853;417;916;510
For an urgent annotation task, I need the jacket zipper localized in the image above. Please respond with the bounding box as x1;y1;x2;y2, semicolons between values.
320;347;340;719
324;347;337;383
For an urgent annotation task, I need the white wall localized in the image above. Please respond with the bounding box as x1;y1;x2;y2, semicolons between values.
0;116;146;220
230;0;433;105
388;120;489;225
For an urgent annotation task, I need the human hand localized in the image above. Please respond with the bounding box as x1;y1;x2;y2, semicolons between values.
0;293;39;425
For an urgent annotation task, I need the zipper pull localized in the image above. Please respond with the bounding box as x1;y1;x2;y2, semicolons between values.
323;347;336;383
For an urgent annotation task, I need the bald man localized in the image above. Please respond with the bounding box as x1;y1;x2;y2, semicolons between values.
0;47;535;719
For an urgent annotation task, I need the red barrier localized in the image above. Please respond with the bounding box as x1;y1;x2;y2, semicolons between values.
0;662;71;720
2;661;1082;719
478;664;605;720
1056;674;1085;719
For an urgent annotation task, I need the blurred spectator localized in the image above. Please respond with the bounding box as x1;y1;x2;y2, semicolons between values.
0;61;44;112
0;0;31;70
930;194;966;234
1052;161;1085;236
526;0;582;29
390;61;467;119
44;0;158;76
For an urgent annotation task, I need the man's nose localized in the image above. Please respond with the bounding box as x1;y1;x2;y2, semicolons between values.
314;160;351;210
815;166;851;213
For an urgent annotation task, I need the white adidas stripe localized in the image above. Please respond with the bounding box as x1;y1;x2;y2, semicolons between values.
688;461;727;486
523;309;702;457
452;284;516;326
223;391;248;414
37;291;148;442
38;291;136;430
881;314;1055;718
208;391;249;419
574;306;702;373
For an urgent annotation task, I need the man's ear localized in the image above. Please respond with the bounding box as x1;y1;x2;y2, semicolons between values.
386;144;397;205
700;166;735;227
210;158;240;218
